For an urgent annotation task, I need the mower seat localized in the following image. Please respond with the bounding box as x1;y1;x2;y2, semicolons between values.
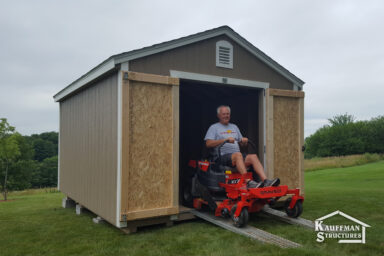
196;146;255;192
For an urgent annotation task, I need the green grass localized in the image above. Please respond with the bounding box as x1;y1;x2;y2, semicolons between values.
304;153;384;172
1;161;384;256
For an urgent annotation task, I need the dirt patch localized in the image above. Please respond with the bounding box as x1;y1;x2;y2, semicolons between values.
0;199;16;203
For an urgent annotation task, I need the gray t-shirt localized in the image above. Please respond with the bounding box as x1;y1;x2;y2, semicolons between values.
204;122;243;155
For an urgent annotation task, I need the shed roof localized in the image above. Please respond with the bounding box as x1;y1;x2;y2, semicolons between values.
54;26;305;102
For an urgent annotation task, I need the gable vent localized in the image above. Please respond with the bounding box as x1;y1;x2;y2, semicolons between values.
216;40;233;69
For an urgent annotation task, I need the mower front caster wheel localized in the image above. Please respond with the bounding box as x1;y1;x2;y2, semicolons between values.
285;198;303;218
231;205;249;227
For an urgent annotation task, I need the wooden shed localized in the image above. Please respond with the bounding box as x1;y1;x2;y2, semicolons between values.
54;26;305;228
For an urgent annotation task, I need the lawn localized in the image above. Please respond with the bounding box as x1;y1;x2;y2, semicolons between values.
1;161;383;256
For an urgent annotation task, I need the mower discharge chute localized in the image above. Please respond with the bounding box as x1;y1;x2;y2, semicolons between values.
187;140;304;227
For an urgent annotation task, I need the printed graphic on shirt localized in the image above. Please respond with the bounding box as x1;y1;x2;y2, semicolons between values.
221;130;236;135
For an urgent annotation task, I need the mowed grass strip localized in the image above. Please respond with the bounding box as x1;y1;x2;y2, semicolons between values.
304;153;384;171
1;161;383;256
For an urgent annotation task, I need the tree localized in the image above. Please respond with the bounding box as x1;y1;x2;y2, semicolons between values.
0;118;21;200
31;138;56;162
328;113;355;126
25;132;58;161
7;159;38;191
305;114;384;158
37;156;58;187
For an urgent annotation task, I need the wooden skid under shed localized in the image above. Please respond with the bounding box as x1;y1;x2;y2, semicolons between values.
190;210;301;248
121;216;174;234
121;206;195;234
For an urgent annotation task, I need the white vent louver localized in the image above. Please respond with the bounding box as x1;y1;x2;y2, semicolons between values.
216;40;233;69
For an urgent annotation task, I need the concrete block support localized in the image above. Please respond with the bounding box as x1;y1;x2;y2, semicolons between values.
76;204;85;215
62;197;76;208
92;216;105;224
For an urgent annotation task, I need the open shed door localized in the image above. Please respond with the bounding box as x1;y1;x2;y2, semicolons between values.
265;88;305;194
120;71;180;221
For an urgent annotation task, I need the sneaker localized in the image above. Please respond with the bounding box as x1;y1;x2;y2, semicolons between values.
263;178;280;187
247;180;263;188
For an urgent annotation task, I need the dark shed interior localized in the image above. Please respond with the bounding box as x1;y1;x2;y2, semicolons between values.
179;80;262;205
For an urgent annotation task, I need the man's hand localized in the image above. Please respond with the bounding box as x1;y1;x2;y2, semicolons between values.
240;137;248;145
226;137;235;143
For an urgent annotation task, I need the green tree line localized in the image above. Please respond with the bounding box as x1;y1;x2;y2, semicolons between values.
0;118;58;200
305;114;384;158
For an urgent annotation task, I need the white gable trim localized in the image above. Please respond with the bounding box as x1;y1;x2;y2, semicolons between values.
54;58;115;102
114;30;228;64
170;70;269;89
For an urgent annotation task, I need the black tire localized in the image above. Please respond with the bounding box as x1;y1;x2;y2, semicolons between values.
231;205;249;227
285;198;303;218
196;180;217;211
182;182;193;207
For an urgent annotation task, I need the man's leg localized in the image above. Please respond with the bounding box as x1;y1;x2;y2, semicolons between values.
231;152;262;188
245;154;280;187
244;154;267;181
231;152;247;174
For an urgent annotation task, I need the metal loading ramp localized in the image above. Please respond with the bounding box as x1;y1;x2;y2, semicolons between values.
261;205;315;229
190;209;302;248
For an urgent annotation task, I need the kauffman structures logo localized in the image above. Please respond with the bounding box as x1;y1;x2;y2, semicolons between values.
315;210;370;244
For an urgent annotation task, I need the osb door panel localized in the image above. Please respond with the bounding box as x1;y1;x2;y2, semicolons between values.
266;89;304;194
121;72;179;221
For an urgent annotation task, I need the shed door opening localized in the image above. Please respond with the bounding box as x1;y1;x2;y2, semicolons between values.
179;80;263;206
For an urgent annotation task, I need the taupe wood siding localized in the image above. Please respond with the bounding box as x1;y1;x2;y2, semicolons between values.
60;73;118;224
130;35;293;90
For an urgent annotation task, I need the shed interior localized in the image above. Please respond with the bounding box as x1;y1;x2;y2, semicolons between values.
179;80;263;206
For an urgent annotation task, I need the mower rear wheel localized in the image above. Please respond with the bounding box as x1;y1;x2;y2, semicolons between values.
285;198;303;218
182;183;193;206
231;205;249;228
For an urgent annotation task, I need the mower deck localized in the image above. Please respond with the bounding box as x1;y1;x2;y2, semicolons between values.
192;171;304;227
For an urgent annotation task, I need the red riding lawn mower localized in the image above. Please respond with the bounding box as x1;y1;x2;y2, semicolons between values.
186;140;304;227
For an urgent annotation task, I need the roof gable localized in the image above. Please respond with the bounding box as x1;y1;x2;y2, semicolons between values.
54;26;304;102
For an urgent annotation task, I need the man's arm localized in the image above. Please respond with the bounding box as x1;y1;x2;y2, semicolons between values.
206;137;235;148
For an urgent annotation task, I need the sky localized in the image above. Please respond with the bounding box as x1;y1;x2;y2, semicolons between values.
0;0;383;138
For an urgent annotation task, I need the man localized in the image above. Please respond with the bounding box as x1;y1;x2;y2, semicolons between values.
204;105;279;188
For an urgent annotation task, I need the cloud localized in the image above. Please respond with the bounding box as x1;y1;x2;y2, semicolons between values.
0;0;383;136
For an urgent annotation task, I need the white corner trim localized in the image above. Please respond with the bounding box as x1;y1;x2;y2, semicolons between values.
54;59;116;102
115;61;129;227
263;89;267;173
57;104;60;191
170;70;269;89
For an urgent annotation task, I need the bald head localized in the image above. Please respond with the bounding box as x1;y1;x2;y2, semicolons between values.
217;105;231;125
217;105;231;114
